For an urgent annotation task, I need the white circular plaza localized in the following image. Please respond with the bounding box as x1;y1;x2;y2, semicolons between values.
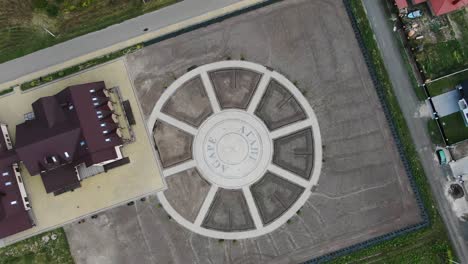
149;61;322;239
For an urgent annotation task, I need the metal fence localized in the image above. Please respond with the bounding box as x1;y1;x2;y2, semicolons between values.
139;0;430;262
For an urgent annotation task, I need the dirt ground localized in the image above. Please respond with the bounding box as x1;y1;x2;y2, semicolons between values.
64;0;424;263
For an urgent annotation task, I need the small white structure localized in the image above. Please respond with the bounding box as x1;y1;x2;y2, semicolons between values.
457;81;468;127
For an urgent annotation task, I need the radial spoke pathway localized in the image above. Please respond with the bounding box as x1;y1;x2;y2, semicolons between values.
194;185;219;226
247;73;271;114
163;160;197;177
157;112;198;135
201;71;222;113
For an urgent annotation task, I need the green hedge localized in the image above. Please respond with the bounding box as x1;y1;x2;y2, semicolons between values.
0;87;14;96
20;44;143;91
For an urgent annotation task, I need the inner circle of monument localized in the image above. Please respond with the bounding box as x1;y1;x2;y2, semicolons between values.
194;110;272;189
216;133;249;165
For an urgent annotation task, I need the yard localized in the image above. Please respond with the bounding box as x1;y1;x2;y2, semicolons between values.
404;5;468;80
440;112;468;144
428;111;468;145
0;0;178;63
0;229;73;264
427;69;468;96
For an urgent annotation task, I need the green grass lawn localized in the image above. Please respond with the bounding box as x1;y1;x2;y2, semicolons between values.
416;40;467;79
0;229;74;264
329;0;455;262
427;69;468;96
440;112;468;144
427;119;445;145
0;0;179;63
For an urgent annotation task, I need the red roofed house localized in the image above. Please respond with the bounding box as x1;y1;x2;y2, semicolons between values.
0;124;33;239
0;81;126;239
396;0;409;9
425;0;468;15
403;0;468;16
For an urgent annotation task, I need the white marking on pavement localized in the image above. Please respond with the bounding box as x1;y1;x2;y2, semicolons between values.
163;160;197;177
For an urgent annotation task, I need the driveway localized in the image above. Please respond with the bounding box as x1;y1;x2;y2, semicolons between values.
363;0;468;262
432;89;460;117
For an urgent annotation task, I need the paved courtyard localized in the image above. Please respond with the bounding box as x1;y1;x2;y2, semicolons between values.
64;0;423;263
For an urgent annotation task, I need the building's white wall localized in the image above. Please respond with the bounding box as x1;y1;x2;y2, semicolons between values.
12;163;31;211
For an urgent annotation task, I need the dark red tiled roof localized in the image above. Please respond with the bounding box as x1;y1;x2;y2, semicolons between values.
396;0;409;8
410;0;468;15
40;164;80;194
16;125;81;176
67;82;122;165
13;82;122;194
0;148;32;239
0;150;19;169
429;0;468;15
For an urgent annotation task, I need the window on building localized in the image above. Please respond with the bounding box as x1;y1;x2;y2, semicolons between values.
68;105;74;110
92;97;98;101
80;141;86;146
100;123;106;127
94;102;99;106
96;111;102;114
103;130;109;134
2;172;9;176
64;152;70;158
105;138;111;142
97;114;103;119
89;89;95;93
10;201;17;205
5;181;11;186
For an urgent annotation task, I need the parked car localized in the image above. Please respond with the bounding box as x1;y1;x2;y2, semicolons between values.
407;10;423;19
436;149;450;165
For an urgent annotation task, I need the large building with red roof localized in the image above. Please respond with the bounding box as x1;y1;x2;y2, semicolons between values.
0;81;125;238
0;124;33;239
397;0;468;15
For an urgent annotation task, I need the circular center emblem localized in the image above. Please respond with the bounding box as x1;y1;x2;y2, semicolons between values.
203;120;262;179
194;110;272;189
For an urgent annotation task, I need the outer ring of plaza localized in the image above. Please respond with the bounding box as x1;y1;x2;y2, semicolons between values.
149;61;322;239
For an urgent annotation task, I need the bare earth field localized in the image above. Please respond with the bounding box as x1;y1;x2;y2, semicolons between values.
64;0;423;263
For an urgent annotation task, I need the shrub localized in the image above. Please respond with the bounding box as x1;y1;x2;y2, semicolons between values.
0;88;14;96
46;4;60;17
33;0;48;9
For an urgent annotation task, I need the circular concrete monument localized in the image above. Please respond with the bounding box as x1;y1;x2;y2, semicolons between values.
149;61;322;239
194;110;272;189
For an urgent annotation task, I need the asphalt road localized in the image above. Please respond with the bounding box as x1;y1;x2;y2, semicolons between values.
0;0;251;85
362;0;468;261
